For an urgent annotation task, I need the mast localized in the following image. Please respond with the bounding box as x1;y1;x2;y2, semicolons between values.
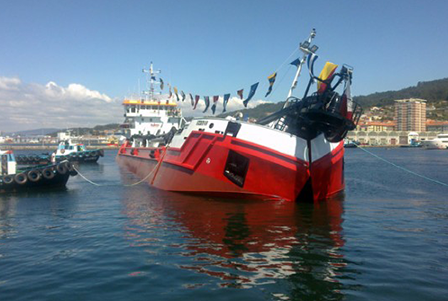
142;62;161;101
284;28;318;108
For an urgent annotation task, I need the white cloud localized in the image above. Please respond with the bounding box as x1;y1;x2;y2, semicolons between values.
0;76;121;132
174;95;270;117
0;76;274;133
0;76;21;91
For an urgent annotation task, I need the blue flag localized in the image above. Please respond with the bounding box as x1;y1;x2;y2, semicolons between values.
243;82;259;107
265;72;277;97
203;96;210;113
222;93;231;113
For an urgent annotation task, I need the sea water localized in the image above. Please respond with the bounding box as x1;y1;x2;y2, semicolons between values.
0;148;447;300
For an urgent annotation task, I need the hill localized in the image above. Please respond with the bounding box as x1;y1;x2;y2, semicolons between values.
354;78;448;107
218;78;448;120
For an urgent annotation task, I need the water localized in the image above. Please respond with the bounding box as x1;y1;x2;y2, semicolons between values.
1;148;447;300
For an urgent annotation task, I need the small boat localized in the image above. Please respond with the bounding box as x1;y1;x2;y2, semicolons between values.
55;140;104;163
117;30;362;202
421;134;448;149
0;149;78;193
344;139;359;148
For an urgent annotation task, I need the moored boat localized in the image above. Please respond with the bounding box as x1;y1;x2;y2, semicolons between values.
117;30;362;202
0;149;78;193
55;140;104;163
421;134;448;149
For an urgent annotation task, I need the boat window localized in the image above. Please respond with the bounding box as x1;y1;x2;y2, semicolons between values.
223;150;249;187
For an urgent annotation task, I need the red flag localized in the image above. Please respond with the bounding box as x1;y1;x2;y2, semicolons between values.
237;89;244;99
193;95;200;110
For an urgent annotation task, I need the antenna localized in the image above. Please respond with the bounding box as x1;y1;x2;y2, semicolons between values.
142;61;161;101
286;29;318;102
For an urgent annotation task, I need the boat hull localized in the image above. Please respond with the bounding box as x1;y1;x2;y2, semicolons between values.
117;131;345;202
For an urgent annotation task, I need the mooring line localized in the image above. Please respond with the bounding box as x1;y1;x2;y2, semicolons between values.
357;146;448;187
71;154;164;187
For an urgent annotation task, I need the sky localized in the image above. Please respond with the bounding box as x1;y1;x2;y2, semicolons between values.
1;0;447;132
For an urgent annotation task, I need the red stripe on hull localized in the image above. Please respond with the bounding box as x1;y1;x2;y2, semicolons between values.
117;132;345;202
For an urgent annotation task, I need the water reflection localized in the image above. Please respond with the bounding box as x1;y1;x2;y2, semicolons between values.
120;179;350;299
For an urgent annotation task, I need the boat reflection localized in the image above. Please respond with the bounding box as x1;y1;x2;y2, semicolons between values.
120;177;348;296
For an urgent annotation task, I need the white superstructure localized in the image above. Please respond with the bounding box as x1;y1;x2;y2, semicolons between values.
421;133;448;149
0;150;16;175
120;62;186;139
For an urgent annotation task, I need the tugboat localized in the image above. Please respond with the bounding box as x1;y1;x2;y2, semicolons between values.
0;149;78;193
117;30;362;202
55;140;104;163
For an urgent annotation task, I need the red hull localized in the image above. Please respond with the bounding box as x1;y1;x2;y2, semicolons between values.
116;131;345;202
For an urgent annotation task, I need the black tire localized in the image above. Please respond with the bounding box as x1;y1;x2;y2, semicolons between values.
27;170;41;182
42;168;55;180
56;163;68;175
14;173;28;185
3;175;14;185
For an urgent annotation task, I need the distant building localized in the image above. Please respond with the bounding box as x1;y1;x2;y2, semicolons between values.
426;120;448;132
394;99;426;131
357;121;396;132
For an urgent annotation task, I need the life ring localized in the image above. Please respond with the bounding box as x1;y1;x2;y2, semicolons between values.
14;173;28;185
42;168;55;180
2;175;14;185
27;170;41;182
56;163;68;175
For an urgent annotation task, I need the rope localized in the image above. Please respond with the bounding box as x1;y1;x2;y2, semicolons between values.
357;146;448;187
71;147;167;187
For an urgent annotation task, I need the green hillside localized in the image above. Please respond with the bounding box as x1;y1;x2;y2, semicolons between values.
354;78;448;107
218;78;448;121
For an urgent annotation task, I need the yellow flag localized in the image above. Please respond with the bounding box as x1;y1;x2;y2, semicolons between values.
317;62;338;93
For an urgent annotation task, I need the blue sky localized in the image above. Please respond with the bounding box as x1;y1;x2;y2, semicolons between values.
1;0;447;131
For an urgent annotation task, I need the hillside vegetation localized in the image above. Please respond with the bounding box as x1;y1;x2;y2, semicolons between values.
353;78;448;107
219;78;448;120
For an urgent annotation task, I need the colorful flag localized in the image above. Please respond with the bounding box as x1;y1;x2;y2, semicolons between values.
189;93;194;106
169;85;172;98
203;96;210;113
181;91;186;102
211;96;219;115
174;87;179;101
317;62;338;94
193;95;200;110
160;78;164;90
290;58;302;91
290;57;301;67
237;89;244;99
243;82;259;107
222;93;231;113
265;72;277;97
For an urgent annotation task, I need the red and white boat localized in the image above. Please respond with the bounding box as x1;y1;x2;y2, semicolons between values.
117;30;362;202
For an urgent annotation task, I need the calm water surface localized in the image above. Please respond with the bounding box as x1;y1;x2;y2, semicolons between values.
1;148;447;300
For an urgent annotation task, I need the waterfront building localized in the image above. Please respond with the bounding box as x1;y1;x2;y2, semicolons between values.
426;120;448;132
357;121;395;132
394;99;426;132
